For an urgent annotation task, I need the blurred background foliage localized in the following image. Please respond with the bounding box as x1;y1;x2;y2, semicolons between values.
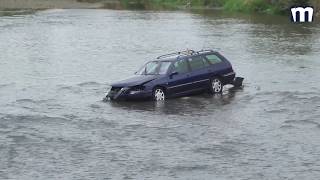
115;0;320;14
0;0;319;15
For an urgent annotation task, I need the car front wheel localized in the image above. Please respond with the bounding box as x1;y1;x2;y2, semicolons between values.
209;77;223;94
153;87;165;101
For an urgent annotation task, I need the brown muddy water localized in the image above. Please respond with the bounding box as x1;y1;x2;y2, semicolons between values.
0;9;320;179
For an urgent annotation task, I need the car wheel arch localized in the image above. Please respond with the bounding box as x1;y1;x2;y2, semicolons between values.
211;74;225;84
153;85;167;93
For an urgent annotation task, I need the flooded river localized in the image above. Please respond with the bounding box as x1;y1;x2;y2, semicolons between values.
0;9;320;179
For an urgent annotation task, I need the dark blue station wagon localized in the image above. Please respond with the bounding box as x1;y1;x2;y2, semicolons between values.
105;49;242;101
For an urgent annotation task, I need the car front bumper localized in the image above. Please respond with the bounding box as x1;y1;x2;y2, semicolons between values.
105;87;152;101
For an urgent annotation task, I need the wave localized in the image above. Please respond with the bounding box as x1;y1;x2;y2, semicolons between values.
15;98;52;104
0;83;15;89
77;81;102;87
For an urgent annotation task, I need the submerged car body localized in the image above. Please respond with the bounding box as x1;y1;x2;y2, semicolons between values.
105;49;243;101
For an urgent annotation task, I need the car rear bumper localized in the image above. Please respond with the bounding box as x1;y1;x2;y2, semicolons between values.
232;77;244;87
222;72;243;87
222;71;236;84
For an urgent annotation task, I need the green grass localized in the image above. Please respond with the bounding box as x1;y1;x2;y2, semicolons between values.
116;0;317;15
223;0;281;14
118;0;224;10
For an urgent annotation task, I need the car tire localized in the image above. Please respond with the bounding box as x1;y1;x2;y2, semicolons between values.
153;87;166;101
209;77;223;94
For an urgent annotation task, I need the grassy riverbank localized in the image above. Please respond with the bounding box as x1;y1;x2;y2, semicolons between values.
117;0;319;14
0;0;319;15
0;0;103;10
223;0;319;14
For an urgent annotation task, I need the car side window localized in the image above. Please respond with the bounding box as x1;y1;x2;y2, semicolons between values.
202;56;211;67
188;56;205;70
205;54;223;65
173;59;189;74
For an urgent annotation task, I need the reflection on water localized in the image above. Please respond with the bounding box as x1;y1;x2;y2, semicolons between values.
0;10;35;17
109;89;238;115
0;9;320;179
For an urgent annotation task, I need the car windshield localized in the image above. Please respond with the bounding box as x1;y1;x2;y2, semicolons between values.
136;61;171;75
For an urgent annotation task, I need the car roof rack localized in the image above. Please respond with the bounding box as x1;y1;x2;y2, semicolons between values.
156;49;216;60
197;49;215;54
156;49;196;59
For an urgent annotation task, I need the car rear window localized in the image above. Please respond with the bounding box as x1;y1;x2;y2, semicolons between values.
206;54;222;64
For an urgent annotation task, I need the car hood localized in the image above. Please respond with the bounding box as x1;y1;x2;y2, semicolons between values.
111;75;159;87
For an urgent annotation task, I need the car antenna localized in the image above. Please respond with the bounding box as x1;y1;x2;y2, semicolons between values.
201;35;210;51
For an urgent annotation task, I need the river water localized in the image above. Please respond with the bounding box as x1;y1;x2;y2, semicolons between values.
0;9;320;179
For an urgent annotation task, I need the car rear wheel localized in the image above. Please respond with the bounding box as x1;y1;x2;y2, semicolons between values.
209;77;223;94
153;87;165;101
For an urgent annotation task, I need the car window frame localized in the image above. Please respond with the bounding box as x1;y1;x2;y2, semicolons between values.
187;55;208;71
201;55;211;67
171;58;190;75
136;60;174;75
158;61;172;75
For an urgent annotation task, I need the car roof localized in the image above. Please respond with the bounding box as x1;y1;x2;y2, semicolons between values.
155;49;218;62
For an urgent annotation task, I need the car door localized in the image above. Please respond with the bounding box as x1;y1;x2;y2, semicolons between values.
187;55;211;91
167;59;193;95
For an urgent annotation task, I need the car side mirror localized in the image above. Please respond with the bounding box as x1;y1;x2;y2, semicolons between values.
169;71;178;78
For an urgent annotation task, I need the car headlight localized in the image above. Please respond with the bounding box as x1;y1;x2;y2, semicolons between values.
120;87;130;92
